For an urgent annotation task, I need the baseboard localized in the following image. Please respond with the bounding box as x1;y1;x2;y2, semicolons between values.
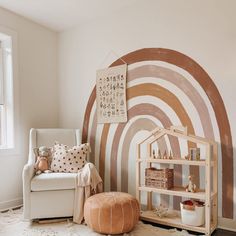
218;217;236;232
0;198;23;212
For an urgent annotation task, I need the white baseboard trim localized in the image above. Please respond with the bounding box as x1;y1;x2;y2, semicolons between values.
0;198;23;212
218;217;236;232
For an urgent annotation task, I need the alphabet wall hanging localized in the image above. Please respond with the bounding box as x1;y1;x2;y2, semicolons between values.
96;64;127;123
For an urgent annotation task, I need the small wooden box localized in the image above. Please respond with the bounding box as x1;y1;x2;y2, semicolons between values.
145;168;173;189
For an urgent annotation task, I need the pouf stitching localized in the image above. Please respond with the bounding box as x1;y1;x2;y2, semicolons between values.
130;199;134;229
121;201;125;233
97;198;102;233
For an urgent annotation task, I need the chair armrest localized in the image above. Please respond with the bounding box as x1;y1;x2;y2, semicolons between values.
22;162;35;220
23;163;35;182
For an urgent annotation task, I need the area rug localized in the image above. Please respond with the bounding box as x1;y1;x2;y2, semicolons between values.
0;208;195;236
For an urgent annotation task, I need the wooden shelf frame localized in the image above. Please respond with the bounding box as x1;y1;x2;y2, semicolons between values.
136;126;218;235
137;158;215;166
140;210;216;234
138;186;217;200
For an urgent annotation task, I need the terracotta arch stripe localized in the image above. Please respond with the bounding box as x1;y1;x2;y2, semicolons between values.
82;48;233;218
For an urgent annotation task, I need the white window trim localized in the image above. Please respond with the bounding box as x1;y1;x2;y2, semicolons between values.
0;26;20;156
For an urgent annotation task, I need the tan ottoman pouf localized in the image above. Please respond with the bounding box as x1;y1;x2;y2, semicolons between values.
84;192;140;234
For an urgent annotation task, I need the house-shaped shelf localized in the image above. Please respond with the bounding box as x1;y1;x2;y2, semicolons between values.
136;126;218;235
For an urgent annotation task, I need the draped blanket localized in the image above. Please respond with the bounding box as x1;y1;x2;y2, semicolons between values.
73;162;103;224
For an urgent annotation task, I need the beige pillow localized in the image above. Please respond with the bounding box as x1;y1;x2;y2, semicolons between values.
50;142;90;173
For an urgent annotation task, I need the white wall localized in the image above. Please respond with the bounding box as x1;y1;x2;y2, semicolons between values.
58;0;236;228
58;0;236;131
0;7;58;210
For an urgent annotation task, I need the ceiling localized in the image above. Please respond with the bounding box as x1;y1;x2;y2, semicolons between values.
0;0;137;32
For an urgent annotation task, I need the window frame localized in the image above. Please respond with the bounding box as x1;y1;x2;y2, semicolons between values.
0;26;19;156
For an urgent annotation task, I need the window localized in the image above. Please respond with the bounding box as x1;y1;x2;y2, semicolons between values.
0;32;14;150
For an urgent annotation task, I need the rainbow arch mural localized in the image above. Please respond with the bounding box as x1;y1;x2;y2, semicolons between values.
82;48;233;219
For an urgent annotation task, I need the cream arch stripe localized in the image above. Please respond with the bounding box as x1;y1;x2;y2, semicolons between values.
82;48;233;218
119;118;170;205
112;104;182;209
89;111;97;164
128;65;215;140
110;103;182;189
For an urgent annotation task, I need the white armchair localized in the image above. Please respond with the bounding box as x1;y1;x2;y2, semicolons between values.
22;128;81;220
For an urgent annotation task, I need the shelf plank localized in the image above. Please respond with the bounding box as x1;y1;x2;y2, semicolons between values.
137;158;214;166
140;210;216;234
139;186;207;199
138;158;205;166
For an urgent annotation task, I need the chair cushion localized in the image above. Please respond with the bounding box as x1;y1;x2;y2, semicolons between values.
31;173;77;191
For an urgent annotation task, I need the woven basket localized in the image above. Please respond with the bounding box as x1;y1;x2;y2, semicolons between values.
145;168;173;189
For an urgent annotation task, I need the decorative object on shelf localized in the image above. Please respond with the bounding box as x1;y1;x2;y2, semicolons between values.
190;148;201;161
154;204;168;218
163;150;167;159
152;150;156;159
145;168;173;189
158;149;162;159
185;175;197;193
169;150;173;159
96;64;127;124
180;200;205;226
184;155;190;160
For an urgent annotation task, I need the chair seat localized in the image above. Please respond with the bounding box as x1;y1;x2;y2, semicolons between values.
31;172;77;191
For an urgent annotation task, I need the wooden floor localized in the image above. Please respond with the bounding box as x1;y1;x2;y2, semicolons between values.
142;221;236;235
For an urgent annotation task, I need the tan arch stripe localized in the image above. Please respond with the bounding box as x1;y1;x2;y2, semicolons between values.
99;124;110;182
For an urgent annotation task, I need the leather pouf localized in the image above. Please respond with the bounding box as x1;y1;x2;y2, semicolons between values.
84;192;140;234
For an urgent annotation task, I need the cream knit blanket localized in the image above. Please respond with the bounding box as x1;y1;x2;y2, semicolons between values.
73;162;103;224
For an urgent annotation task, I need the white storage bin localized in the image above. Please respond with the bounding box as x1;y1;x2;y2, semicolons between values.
180;201;205;226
